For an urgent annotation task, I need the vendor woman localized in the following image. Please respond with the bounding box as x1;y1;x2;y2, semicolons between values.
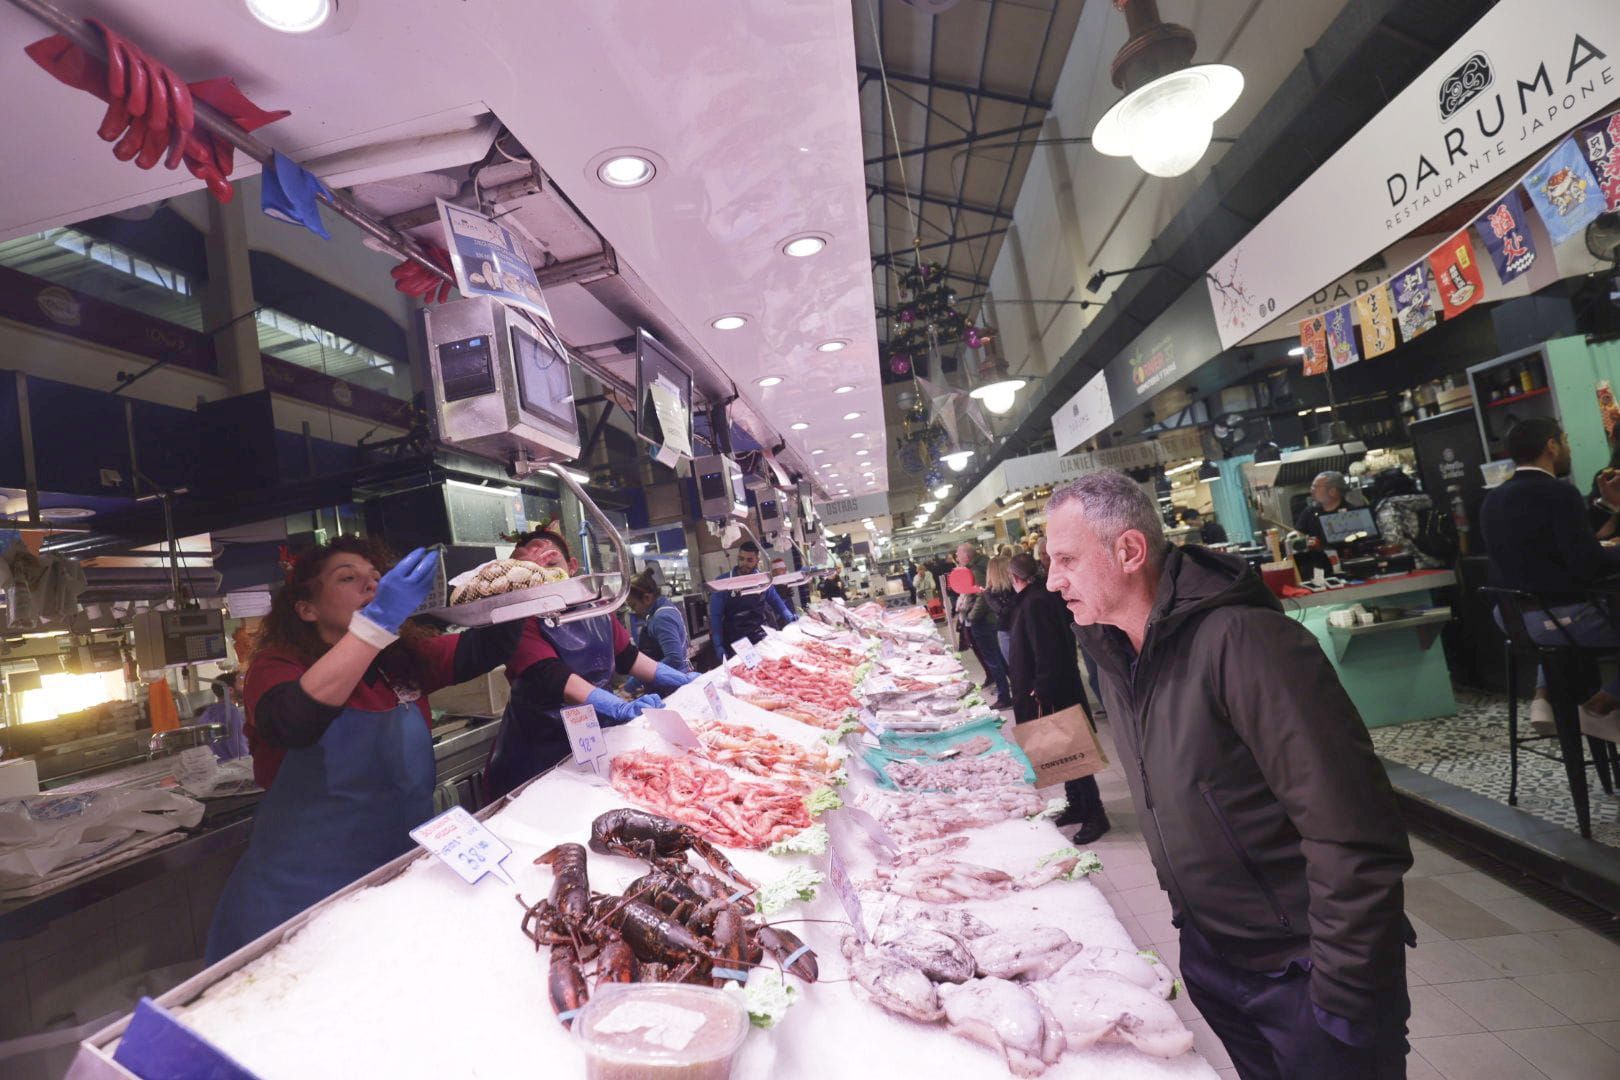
483;528;693;799
206;540;520;963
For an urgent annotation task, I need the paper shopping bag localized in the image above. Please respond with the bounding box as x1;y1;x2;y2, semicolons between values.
1009;704;1107;787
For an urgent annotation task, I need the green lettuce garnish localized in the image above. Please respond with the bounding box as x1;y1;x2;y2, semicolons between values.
733;969;800;1028
1037;847;1104;880
1169;978;1183;1001
768;824;829;856
1031;797;1068;821
805;786;843;815
828;770;848;787
754;866;823;914
823;718;861;744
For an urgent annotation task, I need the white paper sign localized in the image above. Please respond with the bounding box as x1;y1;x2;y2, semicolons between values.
1051;371;1114;455
645;708;701;750
826;843;865;941
732;639;761;668
704;680;727;722
864;674;897;695
409;806;515;885
829;806;897;855
562;704;609;776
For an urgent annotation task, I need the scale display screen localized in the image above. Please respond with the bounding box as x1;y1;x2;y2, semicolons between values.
438;336;495;402
1320;507;1379;544
510;322;577;437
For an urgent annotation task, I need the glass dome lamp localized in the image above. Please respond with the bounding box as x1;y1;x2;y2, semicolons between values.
942;449;975;472
968;379;1026;416
1091;0;1242;179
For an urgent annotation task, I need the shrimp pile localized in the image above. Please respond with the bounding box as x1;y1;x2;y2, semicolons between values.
609;749;812;849
692;718;840;788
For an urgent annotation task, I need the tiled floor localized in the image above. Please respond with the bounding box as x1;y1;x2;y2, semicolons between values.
1068;713;1620;1080
1372;691;1620;849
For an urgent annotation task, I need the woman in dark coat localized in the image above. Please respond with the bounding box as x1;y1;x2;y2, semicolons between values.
1005;552;1109;843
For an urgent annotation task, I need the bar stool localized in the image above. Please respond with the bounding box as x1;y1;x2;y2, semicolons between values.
1481;587;1620;839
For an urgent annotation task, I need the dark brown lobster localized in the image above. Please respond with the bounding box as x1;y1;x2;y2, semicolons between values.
589;808;753;888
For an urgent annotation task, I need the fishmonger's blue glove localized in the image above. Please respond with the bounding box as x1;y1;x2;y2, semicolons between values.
348;548;439;648
585;688;662;725
649;664;693;694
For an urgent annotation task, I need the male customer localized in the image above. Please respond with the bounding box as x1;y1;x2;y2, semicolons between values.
1480;417;1620;723
708;540;795;659
1046;469;1412;1078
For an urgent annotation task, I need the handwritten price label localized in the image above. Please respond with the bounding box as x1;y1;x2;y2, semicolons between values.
410;806;514;886
562;704;609;777
704;680;727;722
826;843;865;941
732;638;762;668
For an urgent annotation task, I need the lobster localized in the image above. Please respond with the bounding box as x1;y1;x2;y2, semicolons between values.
590;808;753;888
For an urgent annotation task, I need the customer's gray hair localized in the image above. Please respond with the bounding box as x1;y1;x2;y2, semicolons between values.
1313;470;1347;496
1046;470;1165;561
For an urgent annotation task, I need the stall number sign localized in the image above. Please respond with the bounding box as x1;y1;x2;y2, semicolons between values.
732;639;761;668
562;704;609;777
826;843;865;941
410;806;514;886
705;680;727;722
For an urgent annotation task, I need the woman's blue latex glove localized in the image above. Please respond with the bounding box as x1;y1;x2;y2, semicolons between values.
349;548;439;648
650;664;693;694
586;687;652;724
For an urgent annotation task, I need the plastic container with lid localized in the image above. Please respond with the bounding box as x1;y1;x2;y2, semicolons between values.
574;983;749;1080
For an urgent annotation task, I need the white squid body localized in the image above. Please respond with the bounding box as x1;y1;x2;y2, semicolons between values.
1032;971;1195;1059
969;926;1084;981
1054;945;1178;1000
940;977;1066;1078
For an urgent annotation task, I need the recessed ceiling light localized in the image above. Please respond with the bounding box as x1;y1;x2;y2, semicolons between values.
842;411;862;421
711;314;748;331
812;449;826;455
817;340;848;353
245;0;331;33
850;432;866;439
791;422;809;430
834;385;854;394
757;375;784;387
782;234;828;258
597;154;656;188
1287;346;1306;357
855;449;869;456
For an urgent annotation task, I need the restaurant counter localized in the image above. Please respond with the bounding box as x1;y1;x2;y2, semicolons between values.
1282;570;1457;728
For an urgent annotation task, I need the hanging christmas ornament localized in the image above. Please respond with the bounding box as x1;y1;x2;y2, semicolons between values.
889;353;912;375
899;307;916;324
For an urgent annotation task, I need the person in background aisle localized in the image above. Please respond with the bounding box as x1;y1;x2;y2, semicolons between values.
208;540;521;962
982;554;1018;675
1182;507;1229;545
953;540;1011;709
484;529;692;800
1585;445;1620;540
1365;469;1447;570
708;540;795;658
195;672;249;760
818;570;847;601
624;571;691;690
1481;417;1620;731
1048;470;1413;1079
902;560;918;603
1005;552;1109;842
769;555;798;618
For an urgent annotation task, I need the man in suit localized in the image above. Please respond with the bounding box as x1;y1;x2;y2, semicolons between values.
1480;417;1620;723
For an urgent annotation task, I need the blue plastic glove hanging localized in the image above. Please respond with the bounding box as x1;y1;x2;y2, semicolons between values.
650;663;693;694
349;548;439;647
586;687;642;724
261;149;331;239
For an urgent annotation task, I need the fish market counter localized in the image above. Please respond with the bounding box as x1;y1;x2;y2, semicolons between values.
1287;570;1457;729
64;621;1214;1080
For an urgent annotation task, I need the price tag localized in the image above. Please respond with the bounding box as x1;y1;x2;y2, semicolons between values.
833;805;898;854
645;708;701;750
826;843;865;941
864;673;897;695
561;704;609;777
409;806;514;885
879;639;897;659
732;638;761;668
704;680;727;722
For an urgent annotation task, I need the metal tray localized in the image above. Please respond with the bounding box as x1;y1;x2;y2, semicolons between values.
420;574;617;627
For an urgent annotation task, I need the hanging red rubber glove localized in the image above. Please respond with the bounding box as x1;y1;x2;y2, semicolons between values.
24;25;286;204
391;243;457;305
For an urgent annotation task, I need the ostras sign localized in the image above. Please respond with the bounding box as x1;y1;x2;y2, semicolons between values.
1206;0;1620;350
1384;35;1613;229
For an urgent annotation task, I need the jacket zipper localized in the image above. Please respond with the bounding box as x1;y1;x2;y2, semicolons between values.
1198;785;1291;930
1125;624;1203;933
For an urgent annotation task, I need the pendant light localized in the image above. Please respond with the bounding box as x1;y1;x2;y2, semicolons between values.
1091;0;1243;179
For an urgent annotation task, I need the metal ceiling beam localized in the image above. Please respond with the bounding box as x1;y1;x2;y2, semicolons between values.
866;186;1014;220
855;65;1054;112
866;120;1046;166
871;229;1009;265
